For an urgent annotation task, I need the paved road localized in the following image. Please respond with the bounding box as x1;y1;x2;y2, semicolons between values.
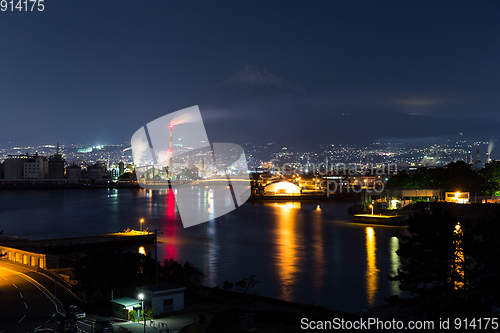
0;261;82;332
0;264;64;332
0;261;193;333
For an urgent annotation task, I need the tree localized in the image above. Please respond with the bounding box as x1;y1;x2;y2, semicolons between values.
235;275;259;295
129;309;137;322
479;160;500;195
387;161;488;194
159;257;204;287
463;211;500;315
73;247;157;303
0;230;5;259
386;206;470;319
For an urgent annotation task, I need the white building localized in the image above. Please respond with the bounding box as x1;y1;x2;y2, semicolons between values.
23;156;48;179
137;283;186;315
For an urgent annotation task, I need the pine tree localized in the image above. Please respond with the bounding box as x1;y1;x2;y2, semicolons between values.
387;205;469;319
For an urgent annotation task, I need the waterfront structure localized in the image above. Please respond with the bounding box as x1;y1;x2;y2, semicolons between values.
0;245;46;269
3;157;25;179
23;155;49;179
137;283;186;315
445;192;470;204
264;180;301;195
87;162;104;181
370;188;442;209
66;164;82;183
48;144;65;179
48;156;65;180
118;161;125;176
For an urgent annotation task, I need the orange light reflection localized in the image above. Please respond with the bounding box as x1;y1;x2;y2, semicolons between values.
365;227;379;308
275;202;302;301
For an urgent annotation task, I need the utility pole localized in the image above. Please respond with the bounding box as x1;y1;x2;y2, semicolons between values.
155;228;158;284
155;228;163;284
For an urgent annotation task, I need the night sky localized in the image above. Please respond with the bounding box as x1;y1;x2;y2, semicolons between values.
1;1;500;148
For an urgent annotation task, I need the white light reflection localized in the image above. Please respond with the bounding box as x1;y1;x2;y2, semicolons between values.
390;236;401;297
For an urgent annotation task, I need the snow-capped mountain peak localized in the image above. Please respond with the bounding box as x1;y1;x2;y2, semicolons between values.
216;65;305;92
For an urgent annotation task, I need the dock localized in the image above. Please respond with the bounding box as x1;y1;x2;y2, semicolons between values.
353;214;408;226
0;230;155;253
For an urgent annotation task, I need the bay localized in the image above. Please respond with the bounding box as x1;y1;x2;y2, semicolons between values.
0;188;404;313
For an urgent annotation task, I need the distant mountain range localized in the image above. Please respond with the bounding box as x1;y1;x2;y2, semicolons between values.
168;65;500;149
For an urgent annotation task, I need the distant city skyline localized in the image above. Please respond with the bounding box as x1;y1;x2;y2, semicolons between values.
1;137;498;170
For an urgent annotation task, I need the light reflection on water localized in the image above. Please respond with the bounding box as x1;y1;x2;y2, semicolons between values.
365;227;379;308
311;205;327;299
390;236;401;297
0;189;404;312
274;202;302;301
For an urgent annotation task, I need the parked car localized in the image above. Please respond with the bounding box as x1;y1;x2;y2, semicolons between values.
58;319;78;333
95;319;114;333
67;305;86;319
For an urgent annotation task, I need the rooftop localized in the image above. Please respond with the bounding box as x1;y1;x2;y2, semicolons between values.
138;283;186;293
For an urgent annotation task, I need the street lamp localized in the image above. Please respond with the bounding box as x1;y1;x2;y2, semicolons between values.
139;293;145;333
140;219;144;232
369;204;374;216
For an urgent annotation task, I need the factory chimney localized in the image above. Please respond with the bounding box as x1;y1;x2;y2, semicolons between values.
169;124;174;179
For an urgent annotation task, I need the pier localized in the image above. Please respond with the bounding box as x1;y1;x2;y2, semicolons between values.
0;230;155;253
353;214;408;226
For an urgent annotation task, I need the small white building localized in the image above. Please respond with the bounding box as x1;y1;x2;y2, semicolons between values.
111;297;142;320
137;283;186;315
445;192;470;204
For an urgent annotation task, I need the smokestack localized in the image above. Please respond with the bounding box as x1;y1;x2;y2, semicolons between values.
488;139;494;163
169;124;173;179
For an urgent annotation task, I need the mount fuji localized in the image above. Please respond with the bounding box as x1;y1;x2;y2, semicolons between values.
193;65;307;107
215;65;305;93
154;66;500;151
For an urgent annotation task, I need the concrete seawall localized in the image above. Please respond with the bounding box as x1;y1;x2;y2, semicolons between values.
1;231;155;252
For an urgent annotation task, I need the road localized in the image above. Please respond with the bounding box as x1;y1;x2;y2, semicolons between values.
0;261;81;333
0;261;189;333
